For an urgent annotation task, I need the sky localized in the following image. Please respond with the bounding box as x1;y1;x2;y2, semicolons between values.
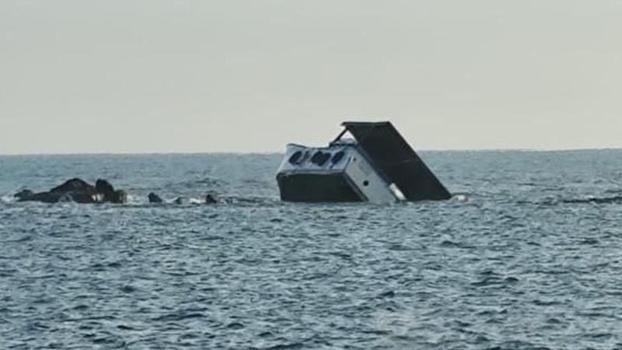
1;0;622;154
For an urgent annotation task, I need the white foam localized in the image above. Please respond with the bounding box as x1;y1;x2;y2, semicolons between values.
189;198;202;204
452;194;469;202
1;195;15;203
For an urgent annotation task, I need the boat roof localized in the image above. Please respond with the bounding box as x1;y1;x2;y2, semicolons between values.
338;121;451;201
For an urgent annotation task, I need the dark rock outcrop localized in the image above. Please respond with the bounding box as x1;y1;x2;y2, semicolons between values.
50;178;97;194
15;178;127;204
112;190;127;204
14;189;34;201
205;194;217;204
148;193;164;203
95;179;116;202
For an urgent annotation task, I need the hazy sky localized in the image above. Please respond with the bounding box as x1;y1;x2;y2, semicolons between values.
1;0;621;154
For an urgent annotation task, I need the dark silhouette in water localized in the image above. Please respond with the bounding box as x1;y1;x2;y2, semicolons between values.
16;179;218;205
148;192;164;203
15;178;127;204
95;179;127;204
50;178;94;194
205;194;217;204
148;192;216;205
14;189;35;201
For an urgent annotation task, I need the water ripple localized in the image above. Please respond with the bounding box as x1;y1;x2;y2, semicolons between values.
1;152;622;349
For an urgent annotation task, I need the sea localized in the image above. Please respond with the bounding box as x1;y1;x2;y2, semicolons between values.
0;150;621;349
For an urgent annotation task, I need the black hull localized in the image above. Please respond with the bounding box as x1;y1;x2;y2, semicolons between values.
341;122;451;200
277;173;365;202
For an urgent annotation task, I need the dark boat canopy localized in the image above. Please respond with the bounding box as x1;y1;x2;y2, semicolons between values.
337;121;451;201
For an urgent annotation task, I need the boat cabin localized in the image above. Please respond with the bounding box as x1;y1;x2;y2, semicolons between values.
276;121;451;203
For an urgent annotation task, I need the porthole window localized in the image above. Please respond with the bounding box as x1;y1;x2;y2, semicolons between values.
311;151;330;166
289;151;303;164
331;151;345;164
320;152;331;165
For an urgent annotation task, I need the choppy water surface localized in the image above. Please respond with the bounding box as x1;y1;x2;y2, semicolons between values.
1;151;621;349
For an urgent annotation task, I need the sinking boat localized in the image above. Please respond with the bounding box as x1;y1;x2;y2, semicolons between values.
276;121;451;203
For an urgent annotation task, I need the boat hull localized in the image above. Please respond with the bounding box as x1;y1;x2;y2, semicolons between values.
276;172;364;202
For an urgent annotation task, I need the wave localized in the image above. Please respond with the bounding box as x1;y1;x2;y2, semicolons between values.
561;196;622;205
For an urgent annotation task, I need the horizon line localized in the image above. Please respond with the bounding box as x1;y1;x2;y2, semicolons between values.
1;146;621;157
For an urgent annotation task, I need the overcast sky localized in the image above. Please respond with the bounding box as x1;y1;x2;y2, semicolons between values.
1;0;621;154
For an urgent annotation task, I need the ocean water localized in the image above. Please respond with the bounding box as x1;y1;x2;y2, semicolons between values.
1;151;621;349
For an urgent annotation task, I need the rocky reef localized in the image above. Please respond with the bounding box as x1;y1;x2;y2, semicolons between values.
15;178;127;204
15;179;219;205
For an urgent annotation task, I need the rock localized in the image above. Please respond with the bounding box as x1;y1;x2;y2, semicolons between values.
51;178;97;195
111;190;127;204
24;190;97;204
148;193;163;203
14;189;34;200
96;179;116;202
205;194;217;204
61;191;99;204
16;178;127;204
22;191;65;203
58;193;74;202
